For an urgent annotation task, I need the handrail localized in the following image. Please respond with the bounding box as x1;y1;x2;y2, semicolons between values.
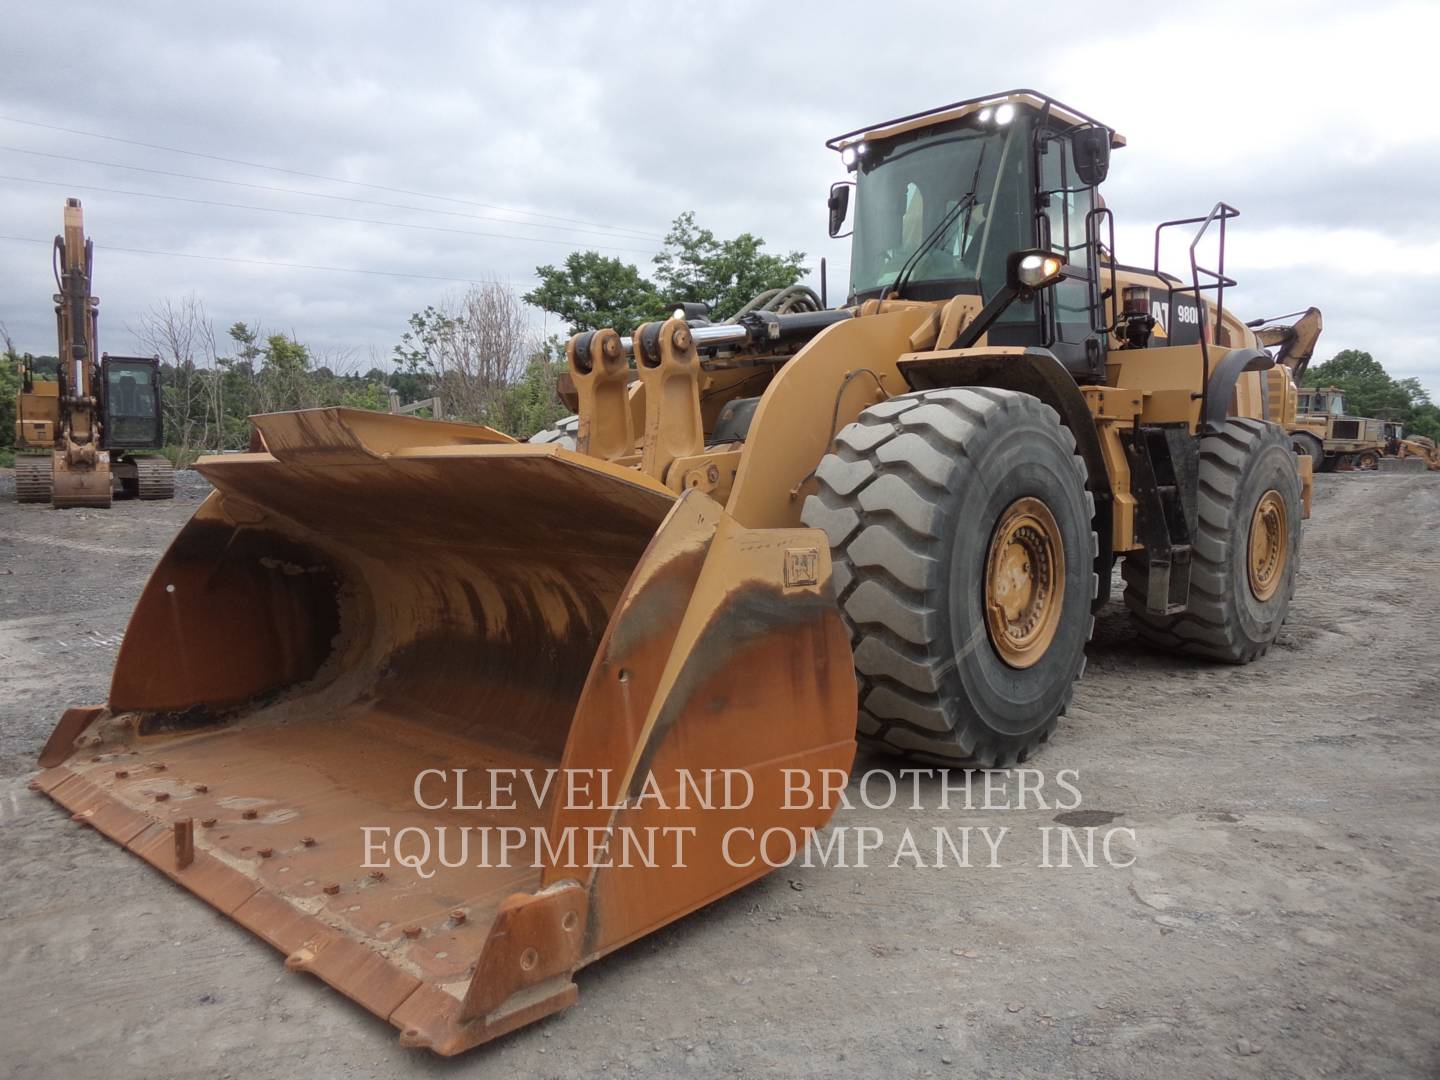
1153;202;1240;428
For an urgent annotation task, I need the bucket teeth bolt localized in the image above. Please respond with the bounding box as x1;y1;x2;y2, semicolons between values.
369;870;385;881
152;763;166;771
451;910;467;925
154;792;170;802
201;818;217;827
193;784;208;794
114;770;129;779
403;927;421;939
301;836;317;847
323;883;340;895
258;848;274;858
242;810;258;820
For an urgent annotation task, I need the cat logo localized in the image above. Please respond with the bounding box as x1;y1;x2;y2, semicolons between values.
784;547;820;588
1145;289;1203;346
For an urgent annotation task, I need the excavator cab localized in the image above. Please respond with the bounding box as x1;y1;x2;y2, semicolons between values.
99;355;164;450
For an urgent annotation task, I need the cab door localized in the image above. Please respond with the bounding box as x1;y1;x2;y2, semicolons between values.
1037;130;1101;377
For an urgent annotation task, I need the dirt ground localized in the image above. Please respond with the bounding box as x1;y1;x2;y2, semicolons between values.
1;469;1437;1080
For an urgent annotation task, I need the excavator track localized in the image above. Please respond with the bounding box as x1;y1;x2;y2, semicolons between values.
15;458;53;504
132;455;175;500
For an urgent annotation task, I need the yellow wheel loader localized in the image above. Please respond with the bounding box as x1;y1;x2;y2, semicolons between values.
1287;385;1386;472
1382;422;1440;471
34;90;1314;1054
13;199;175;506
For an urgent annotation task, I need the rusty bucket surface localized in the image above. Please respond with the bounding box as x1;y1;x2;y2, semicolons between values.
36;408;855;1054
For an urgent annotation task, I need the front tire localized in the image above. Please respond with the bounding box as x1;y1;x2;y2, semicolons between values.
1291;431;1323;470
801;387;1096;766
1124;418;1300;663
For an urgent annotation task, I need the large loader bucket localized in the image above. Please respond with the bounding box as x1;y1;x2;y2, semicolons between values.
35;408;855;1055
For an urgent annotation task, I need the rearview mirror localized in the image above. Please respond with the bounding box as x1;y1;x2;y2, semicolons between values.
1072;126;1111;186
827;182;853;238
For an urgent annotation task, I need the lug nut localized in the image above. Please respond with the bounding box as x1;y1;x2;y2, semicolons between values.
242;810;258;820
323;883;340;895
369;870;385;881
193;784;208;794
154;792;170;802
201;818;217;827
114;770;129;779
403;927;421;940
258;848;274;859
152;763;166;771
301;836;317;847
451;910;467;925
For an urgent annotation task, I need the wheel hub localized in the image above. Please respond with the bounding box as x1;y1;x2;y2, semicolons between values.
984;497;1065;669
1247;489;1288;601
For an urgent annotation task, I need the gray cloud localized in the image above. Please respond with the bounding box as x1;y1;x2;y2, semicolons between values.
1;0;1436;398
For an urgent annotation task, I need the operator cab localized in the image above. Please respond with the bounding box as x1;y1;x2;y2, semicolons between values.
99;354;164;450
827;90;1133;381
1298;388;1347;417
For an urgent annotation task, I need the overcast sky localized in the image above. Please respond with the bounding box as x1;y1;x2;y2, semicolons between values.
2;0;1437;395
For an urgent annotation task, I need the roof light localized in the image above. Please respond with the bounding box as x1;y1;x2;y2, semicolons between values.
840;145;857;167
995;103;1015;125
978;107;994;124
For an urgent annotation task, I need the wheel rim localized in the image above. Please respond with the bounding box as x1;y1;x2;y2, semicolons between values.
1247;490;1289;602
984;497;1065;670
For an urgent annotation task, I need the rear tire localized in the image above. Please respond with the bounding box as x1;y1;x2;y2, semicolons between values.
1124;418;1300;663
801;387;1096;766
1355;449;1380;470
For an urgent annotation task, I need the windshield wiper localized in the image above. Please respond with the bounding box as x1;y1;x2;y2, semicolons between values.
888;192;976;300
890;143;989;301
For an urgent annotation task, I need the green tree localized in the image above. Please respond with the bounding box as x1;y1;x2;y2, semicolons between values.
651;211;807;320
524;252;663;334
500;341;570;438
0;346;20;461
524;213;808;333
1306;349;1440;440
1307;350;1411;418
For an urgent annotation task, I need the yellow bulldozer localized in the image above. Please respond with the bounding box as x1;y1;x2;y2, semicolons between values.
13;199;175;506
34;91;1314;1054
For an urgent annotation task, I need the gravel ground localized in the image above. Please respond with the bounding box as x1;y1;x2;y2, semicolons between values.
0;470;1437;1079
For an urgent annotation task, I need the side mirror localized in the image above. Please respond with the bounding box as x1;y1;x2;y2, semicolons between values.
827;182;853;238
1072;126;1111;186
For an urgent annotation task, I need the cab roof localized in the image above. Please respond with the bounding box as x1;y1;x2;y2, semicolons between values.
827;89;1126;152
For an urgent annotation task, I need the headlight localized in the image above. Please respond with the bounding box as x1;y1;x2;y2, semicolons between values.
1016;253;1063;288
